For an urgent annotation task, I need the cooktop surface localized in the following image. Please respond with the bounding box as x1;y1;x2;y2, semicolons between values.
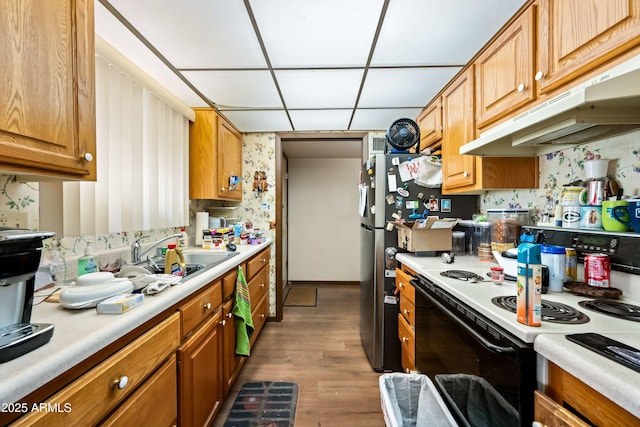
399;256;640;343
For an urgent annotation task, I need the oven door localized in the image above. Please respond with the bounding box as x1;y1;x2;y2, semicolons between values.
414;275;536;427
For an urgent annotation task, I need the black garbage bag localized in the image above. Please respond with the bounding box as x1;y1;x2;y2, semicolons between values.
435;374;519;427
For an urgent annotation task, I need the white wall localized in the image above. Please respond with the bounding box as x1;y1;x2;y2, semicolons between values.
288;158;361;282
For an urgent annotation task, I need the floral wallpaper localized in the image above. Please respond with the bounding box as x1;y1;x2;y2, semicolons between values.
480;130;640;220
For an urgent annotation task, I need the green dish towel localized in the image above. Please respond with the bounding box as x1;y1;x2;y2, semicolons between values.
232;265;254;356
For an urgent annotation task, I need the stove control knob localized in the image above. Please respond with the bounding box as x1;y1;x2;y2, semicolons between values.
610;238;618;249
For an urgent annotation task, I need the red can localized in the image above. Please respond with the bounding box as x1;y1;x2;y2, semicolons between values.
584;253;611;288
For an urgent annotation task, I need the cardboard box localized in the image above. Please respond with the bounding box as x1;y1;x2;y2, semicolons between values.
395;217;459;252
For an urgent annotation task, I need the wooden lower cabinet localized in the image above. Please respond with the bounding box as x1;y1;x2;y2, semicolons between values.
545;362;639;426
178;310;223;427
534;390;588;427
100;355;177;427
222;299;242;396
12;313;180;427
396;267;416;373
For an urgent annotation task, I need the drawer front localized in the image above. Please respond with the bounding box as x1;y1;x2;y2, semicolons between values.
222;265;241;301
399;293;415;326
250;292;269;345
395;268;415;303
180;280;222;338
400;345;416;374
398;313;415;361
248;266;269;308
100;355;177;427
15;312;180;427
246;247;270;281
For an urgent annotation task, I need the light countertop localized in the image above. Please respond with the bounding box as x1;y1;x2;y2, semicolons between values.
395;252;640;419
0;241;271;405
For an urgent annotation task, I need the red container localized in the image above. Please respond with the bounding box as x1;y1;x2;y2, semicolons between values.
584;253;610;288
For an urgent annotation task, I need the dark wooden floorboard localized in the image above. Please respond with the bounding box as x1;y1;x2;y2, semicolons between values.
213;284;386;427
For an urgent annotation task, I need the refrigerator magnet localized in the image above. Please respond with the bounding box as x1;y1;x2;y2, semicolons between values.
397;187;409;197
428;198;439;211
387;170;397;192
386;222;395;231
441;199;452;212
385;194;395;205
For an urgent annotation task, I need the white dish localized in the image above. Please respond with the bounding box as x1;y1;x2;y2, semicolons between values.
59;280;134;309
76;272;115;286
117;266;153;291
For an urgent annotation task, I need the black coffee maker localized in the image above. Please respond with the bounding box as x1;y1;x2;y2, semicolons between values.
0;227;56;362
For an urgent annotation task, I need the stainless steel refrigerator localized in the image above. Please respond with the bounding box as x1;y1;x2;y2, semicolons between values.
359;153;478;372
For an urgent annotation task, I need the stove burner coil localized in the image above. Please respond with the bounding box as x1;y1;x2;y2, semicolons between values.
491;296;590;324
440;270;486;282
578;300;640;322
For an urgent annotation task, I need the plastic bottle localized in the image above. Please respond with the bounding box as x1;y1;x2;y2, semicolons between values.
178;227;188;249
77;240;98;277
43;241;67;285
165;243;186;276
516;243;542;327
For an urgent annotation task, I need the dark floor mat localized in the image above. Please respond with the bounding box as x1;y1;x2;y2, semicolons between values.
223;381;298;427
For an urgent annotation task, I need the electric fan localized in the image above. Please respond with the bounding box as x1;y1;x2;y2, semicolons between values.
385;118;420;153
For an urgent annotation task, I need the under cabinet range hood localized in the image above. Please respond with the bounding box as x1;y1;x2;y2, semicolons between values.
461;55;640;157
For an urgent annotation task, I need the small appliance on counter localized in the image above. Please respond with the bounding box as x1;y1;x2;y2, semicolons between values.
0;227;56;362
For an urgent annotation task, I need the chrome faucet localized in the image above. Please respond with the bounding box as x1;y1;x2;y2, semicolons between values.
131;233;182;263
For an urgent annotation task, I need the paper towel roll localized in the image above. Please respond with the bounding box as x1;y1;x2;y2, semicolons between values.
195;212;209;245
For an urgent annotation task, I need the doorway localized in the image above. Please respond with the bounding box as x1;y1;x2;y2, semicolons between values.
274;132;367;321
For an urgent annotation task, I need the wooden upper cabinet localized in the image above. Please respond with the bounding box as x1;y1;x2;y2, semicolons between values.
442;67;476;190
536;0;640;94
217;116;243;201
190;109;243;201
0;0;96;180
417;99;443;153
475;5;536;128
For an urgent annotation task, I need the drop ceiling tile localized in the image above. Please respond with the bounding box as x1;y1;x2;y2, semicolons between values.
219;110;292;132
249;0;384;67
371;0;527;66
350;108;423;131
104;0;266;68
275;69;364;109
182;70;282;108
358;68;461;108
95;4;205;107
289;109;353;131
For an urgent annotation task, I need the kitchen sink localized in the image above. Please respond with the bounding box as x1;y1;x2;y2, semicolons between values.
182;251;239;266
132;251;239;280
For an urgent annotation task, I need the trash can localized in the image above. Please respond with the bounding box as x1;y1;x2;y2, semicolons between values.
434;374;519;427
379;373;457;427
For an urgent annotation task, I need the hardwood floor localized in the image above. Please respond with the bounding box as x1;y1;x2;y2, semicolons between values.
213;284;386;427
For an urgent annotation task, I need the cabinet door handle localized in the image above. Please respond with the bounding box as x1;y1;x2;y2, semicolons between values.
113;376;128;390
517;83;526;92
221;319;226;326
204;302;211;311
403;309;410;315
260;283;265;288
398;282;405;289
261;258;267;263
534;71;546;81
402;336;409;343
220;187;226;192
226;312;233;319
260;313;266;318
463;171;470;177
83;152;94;162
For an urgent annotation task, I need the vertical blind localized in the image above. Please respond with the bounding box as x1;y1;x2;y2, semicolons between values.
42;43;191;237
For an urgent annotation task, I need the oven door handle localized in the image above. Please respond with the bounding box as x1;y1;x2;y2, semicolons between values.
426;292;517;354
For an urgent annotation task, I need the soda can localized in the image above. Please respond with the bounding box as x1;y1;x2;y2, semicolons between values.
584;253;610;288
565;248;577;282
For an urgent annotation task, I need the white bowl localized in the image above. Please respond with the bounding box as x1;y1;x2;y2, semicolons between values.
492;250;517;278
584;159;610;179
